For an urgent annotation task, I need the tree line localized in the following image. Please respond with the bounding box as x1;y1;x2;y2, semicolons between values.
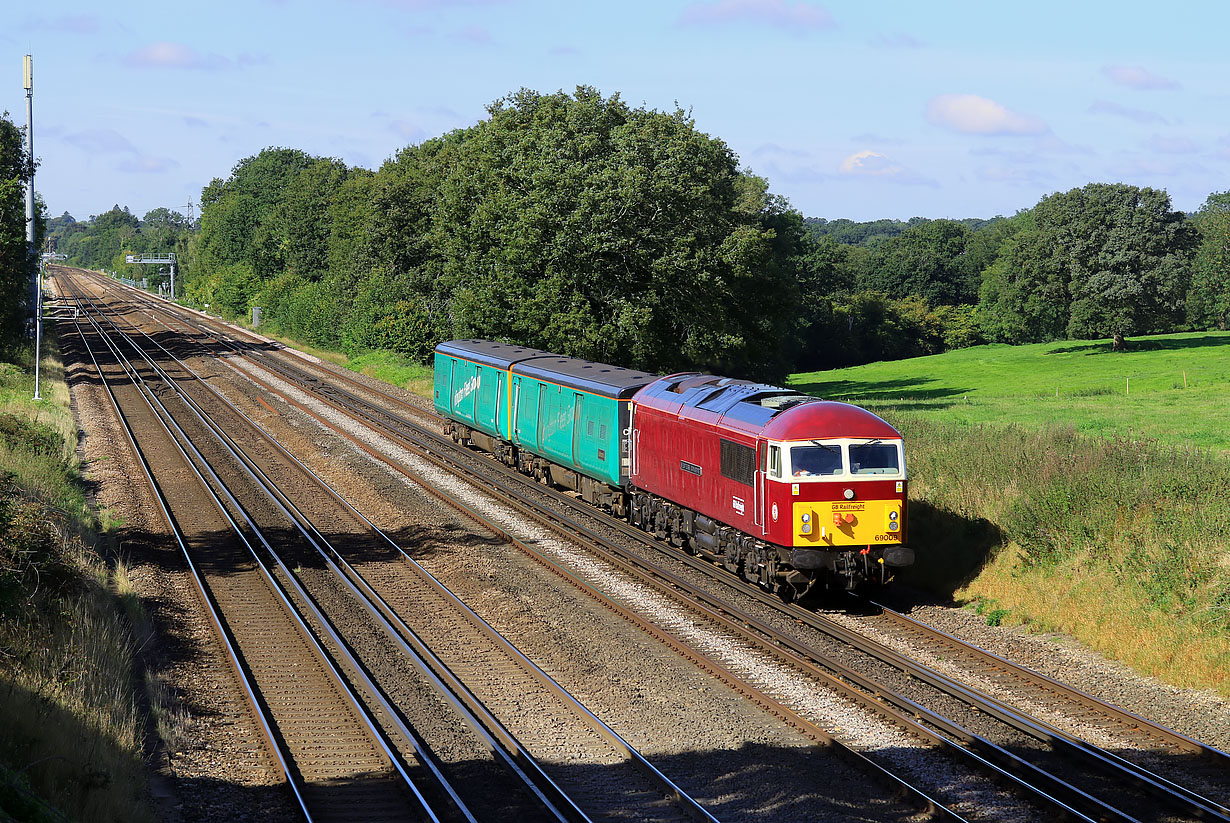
0;111;43;353
47;87;1230;381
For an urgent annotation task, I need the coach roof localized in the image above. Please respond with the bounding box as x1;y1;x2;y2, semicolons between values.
514;356;659;399
435;339;555;370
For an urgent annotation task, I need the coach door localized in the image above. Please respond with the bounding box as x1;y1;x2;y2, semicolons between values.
571;392;583;465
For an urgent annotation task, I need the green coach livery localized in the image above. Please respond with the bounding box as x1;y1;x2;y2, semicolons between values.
433;340;657;493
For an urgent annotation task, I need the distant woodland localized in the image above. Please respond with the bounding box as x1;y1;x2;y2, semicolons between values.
45;87;1230;381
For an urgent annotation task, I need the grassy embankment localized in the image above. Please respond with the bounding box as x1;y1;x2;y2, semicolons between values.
232;323;435;397
0;332;154;822
791;331;1230;696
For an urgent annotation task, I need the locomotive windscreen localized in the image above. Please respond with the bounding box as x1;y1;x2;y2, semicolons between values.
850;443;901;475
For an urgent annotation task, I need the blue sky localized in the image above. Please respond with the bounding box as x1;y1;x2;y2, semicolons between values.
7;1;1229;224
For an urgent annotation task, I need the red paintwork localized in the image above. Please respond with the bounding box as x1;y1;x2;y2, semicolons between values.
631;399;761;535
630;378;906;548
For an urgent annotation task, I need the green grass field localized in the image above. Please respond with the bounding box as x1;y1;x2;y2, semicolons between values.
790;331;1230;453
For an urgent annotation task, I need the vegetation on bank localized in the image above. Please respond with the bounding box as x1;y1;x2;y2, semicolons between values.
1;111;44;351
0;339;154;822
794;332;1230;696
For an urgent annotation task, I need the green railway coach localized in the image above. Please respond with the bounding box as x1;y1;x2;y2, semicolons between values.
433;340;657;507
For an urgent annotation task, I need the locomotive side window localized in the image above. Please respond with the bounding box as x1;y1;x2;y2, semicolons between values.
850;443;900;475
791;444;843;477
768;445;782;478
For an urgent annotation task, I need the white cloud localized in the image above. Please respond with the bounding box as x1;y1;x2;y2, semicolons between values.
123;42;231;71
1088;99;1167;125
838;150;935;185
678;0;834;30
64;129;139;154
925;94;1047;136
1103;65;1179;91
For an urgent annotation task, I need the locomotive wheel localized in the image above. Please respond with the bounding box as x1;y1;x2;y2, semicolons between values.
722;541;742;575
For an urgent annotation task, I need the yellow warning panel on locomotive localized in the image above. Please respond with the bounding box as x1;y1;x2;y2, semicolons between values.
793;500;902;547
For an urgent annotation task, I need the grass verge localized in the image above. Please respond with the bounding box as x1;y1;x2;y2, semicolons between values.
0;333;155;823
896;415;1230;697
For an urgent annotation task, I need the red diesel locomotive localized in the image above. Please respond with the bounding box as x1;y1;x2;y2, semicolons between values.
628;373;913;598
434;340;913;598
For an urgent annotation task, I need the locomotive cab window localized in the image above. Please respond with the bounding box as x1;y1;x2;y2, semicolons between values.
790;443;843;477
850;442;901;475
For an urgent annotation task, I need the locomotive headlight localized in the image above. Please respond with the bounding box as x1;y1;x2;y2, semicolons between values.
888;521;900;532
800;511;812;535
801;513;811;522
889;511;899;521
843;488;855;500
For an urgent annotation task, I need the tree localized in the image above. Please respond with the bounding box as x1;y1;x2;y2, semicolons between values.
862;219;974;306
394;86;801;380
271;157;351;279
1188;191;1230;330
977;212;1070;344
978;184;1196;348
196;148;315;279
0;112;36;347
1047;184;1196;348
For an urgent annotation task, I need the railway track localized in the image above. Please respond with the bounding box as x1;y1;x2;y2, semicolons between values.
60;267;1230;822
56;268;724;823
60;286;437;822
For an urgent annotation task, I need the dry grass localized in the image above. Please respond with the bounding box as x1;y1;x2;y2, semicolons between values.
1;329;156;822
962;552;1230;692
897;416;1230;697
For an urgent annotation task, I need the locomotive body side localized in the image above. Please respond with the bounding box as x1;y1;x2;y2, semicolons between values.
628;374;761;536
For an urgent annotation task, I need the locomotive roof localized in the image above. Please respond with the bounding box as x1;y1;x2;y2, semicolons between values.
761;400;900;441
634;373;900;439
514;356;660;400
435;339;555;370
